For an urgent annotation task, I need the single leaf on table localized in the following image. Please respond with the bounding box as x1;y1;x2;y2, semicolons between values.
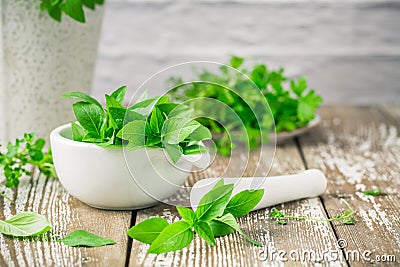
363;188;383;196
176;206;196;226
214;213;262;247
72;102;105;137
208;219;235;237
224;189;264;218
126;217;169;245
194;221;215;246
163;142;183;163
195;184;233;221
60;230;116;247
162;118;200;144
110;85;127;104
71;121;87;141
61;91;103;109
117;120;147;150
0;212;52;237
148;221;193;254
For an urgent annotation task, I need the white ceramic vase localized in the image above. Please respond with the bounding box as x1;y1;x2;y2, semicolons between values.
0;0;104;142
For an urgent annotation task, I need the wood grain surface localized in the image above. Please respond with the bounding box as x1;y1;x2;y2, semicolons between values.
1;106;399;266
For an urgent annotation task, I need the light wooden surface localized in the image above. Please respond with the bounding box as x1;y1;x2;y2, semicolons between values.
1;106;399;266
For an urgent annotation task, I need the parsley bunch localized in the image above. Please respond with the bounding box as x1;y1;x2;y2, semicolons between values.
127;179;264;254
40;0;104;23
0;133;56;189
169;56;323;155
63;86;212;163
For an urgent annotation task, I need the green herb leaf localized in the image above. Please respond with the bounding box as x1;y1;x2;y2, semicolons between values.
110;85;126;104
62;92;102;109
60;230;116;247
71;121;87;141
105;95;123;109
176;206;196;226
62;0;85;23
363;188;383;196
149;107;164;134
126;217;169;244
148;221;193;254
72;102;105;137
195;184;233;221
214;213;262;247
109;107;145;130
183;144;208;155
185;125;212;142
117;120;147;150
208;219;235;237
194;221;215;246
0;212;52;237
224;189;264;218
162;118;200;144
163;143;183;163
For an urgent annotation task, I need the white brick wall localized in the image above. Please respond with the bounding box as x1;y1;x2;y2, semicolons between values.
92;0;400;104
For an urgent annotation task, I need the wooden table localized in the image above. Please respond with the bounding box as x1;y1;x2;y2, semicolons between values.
1;106;399;266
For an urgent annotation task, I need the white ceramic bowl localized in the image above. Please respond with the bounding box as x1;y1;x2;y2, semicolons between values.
50;124;208;210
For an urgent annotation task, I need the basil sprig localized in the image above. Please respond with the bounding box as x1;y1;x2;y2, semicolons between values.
63;86;212;163
127;180;264;254
40;0;104;23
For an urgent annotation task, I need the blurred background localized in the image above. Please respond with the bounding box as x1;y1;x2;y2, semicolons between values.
93;0;400;104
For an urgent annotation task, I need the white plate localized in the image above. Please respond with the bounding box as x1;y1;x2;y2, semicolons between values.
273;114;321;144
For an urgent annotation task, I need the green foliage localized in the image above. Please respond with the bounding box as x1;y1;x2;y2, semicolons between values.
168;56;323;156
63;86;212;163
40;0;104;23
0;133;56;189
59;230;116;247
363;188;383;196
0;212;52;237
269;199;355;225
127;179;264;254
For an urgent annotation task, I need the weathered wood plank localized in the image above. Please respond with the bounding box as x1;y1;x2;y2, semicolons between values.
129;142;343;266
299;105;400;266
0;170;131;266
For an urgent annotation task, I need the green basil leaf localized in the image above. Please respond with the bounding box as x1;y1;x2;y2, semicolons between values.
62;0;85;23
117;120;146;150
176;206;196;226
224;189;264;218
162;118;200;144
105;95;123;109
0;212;52;237
194;221;215;246
214;213;262;247
156;103;179;115
146;135;161;146
208;219;234;237
71;121;87;141
148;221;193;254
126;217;169;245
128;96;169;117
82;0;95;10
60;230;116;247
149;107;164;134
110;85;126;104
61;92;102;109
109;107;145;130
72;102;105;137
185;125;212;142
168;104;194;118
195;184;233;221
163;143;183;163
